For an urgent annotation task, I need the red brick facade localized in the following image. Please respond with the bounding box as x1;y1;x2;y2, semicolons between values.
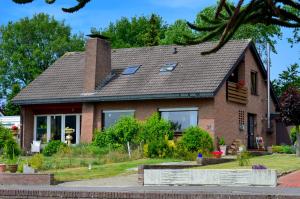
20;41;279;150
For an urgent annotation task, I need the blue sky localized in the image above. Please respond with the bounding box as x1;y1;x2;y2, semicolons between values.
0;0;299;80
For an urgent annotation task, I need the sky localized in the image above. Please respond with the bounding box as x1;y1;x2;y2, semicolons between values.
0;0;299;80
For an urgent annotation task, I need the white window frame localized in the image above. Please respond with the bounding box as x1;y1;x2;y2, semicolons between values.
34;114;81;145
102;109;135;128
159;107;199;131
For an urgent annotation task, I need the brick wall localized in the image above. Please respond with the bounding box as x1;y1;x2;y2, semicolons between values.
94;98;216;137
0;173;53;185
0;187;296;199
214;48;277;147
21;104;82;150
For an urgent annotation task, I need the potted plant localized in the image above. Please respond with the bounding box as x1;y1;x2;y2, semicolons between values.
236;80;245;89
219;137;227;156
0;163;6;173
4;139;20;173
6;158;18;173
212;151;222;159
11;125;19;136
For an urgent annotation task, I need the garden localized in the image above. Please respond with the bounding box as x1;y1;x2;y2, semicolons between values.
0;113;299;183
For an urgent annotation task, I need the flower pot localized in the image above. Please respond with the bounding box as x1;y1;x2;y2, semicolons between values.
213;153;222;159
220;145;227;156
0;164;6;173
7;164;18;173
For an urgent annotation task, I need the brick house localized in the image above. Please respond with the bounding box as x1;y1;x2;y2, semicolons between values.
14;36;285;150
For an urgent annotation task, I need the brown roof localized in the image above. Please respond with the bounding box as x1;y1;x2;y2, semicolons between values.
13;40;251;105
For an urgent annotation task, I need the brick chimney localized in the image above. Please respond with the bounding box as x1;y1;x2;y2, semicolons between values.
83;35;111;93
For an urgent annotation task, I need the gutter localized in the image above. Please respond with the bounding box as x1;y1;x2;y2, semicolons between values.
13;92;214;105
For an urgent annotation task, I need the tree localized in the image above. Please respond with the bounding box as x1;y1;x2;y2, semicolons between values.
11;0;299;54
182;0;300;54
91;14;167;48
0;13;85;98
12;0;90;13
280;87;300;156
272;63;300;97
3;84;21;116
184;5;282;58
160;20;194;45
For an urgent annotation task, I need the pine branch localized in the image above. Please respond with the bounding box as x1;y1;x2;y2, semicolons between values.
62;0;91;13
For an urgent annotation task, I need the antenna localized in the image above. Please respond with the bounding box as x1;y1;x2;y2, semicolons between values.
267;43;271;129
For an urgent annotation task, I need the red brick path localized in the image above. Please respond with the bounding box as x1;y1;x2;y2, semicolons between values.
278;170;300;187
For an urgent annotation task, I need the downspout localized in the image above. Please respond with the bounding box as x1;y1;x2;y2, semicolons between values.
267;43;271;129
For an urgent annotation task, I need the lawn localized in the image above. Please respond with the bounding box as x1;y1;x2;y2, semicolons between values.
199;154;300;175
42;158;181;182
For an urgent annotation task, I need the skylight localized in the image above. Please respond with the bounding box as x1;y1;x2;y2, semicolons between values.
160;62;178;73
122;65;141;75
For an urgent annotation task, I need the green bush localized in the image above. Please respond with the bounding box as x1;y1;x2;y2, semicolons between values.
93;116;141;149
141;113;174;158
93;130;109;148
290;127;298;144
237;151;251;166
4;138;21;159
0;124;20;160
0;124;14;151
43;140;66;156
272;145;295;154
29;153;44;170
179;127;214;156
111;116;141;145
174;141;198;161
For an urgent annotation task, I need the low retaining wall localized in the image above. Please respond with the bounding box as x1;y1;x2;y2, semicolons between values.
144;169;277;187
138;158;235;185
0;186;298;199
0;173;54;185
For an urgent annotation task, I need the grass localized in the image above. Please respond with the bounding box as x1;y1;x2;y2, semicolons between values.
42;158;182;182
199;154;300;175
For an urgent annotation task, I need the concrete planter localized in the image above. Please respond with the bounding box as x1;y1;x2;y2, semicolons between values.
144;169;277;187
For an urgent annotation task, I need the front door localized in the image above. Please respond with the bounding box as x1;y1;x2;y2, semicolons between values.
247;114;255;149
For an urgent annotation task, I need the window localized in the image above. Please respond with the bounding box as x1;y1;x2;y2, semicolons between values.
36;116;47;144
103;110;135;128
34;114;81;145
50;116;61;141
251;71;257;95
228;67;239;83
65;115;77;144
122;65;141;75
159;108;198;132
160;62;178;73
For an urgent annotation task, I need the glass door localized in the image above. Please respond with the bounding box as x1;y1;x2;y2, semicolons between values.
65;115;77;144
50;116;62;141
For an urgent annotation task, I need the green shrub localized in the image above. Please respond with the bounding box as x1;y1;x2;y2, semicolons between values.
174;141;198;161
237;151;251;166
111;116;141;144
272;145;295;154
43;140;66;156
4;138;20;159
93;130;109;148
179;127;214;156
141;113;174;158
219;137;226;145
93;116;141;150
290;127;298;144
0;124;20;160
0;124;14;152
29;153;44;170
272;145;284;153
